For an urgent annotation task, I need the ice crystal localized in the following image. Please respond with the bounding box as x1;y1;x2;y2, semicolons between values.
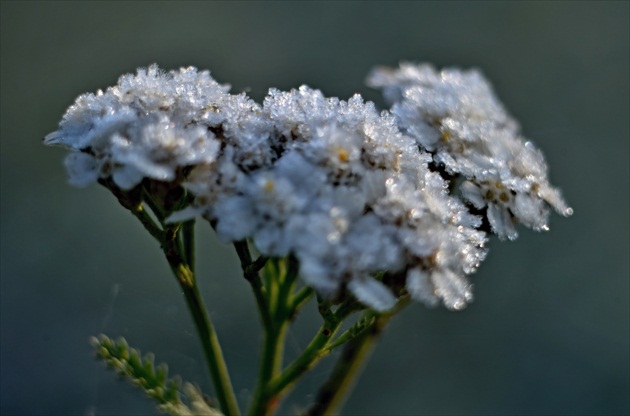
367;63;573;240
46;63;571;311
44;65;257;190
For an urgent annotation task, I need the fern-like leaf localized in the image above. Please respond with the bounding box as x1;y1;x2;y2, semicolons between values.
91;334;222;416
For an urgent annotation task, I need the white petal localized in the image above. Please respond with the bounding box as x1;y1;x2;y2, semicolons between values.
112;165;143;190
406;268;438;307
348;277;396;312
487;203;518;240
213;196;258;242
432;270;473;311
64;152;99;187
166;206;203;223
298;257;338;297
460;181;486;209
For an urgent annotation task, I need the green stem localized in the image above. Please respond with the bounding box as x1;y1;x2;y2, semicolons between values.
306;317;385;416
100;180;163;242
264;299;363;400
290;286;314;317
141;186;167;224
164;227;240;416
266;321;340;399
107;181;239;414
234;241;271;331
233;240;397;415
131;204;165;242
306;296;410;416
179;280;240;416
248;322;288;416
182;220;195;272
233;240;253;266
238;251;293;415
324;313;377;352
275;256;299;323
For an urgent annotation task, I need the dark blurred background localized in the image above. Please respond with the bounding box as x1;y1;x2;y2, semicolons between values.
1;2;628;415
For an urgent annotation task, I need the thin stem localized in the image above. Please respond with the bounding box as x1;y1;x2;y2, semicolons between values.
290;286;314;317
164;226;240;416
106;181;239;414
181;220;195;272
264;299;363;400
264;260;280;317
246;256;294;416
141;186;167;225
275;257;298;323
130;204;165;243
250;273;273;331
266;321;340;399
306;296;411;416
99;179;163;243
324;313;377;352
180;282;241;416
234;241;271;331
233;241;280;415
306;316;385;416
233;240;253;266
248;321;288;416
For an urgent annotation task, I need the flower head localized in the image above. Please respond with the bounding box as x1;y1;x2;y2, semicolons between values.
368;63;572;240
45;65;257;190
47;63;571;311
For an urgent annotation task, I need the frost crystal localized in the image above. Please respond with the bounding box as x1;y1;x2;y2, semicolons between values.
46;63;571;311
367;63;573;240
44;65;255;189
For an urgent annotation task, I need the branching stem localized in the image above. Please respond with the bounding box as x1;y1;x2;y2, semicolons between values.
306;296;410;415
119;186;240;416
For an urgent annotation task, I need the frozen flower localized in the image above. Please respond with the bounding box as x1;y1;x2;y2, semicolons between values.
47;63;571;312
189;85;488;311
45;65;248;190
368;62;572;240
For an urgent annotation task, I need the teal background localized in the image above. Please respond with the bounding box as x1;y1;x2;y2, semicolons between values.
1;1;628;415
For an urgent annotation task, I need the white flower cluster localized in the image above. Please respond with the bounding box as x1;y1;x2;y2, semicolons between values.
44;65;264;189
367;63;573;240
46;63;571;311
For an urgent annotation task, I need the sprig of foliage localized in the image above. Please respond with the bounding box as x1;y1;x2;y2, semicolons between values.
90;334;222;416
